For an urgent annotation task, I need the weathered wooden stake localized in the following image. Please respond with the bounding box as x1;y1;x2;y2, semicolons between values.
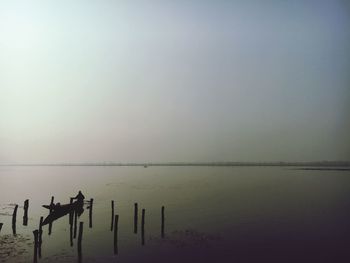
141;209;145;245
111;200;114;231
161;206;165;238
89;198;93;228
38;217;43;258
48;196;54;235
134;203;138;234
78;222;84;263
12;205;18;235
114;214;119;255
74;210;78;239
23;199;29;226
33;230;39;263
69;198;74;225
0;223;3;233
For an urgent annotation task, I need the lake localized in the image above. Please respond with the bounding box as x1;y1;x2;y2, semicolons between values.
0;166;349;263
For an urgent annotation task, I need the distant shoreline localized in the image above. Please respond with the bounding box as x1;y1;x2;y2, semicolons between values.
1;161;349;168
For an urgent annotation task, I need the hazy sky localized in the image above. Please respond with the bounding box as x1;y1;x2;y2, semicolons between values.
0;0;349;163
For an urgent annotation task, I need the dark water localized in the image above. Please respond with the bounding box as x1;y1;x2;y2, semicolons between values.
0;166;349;262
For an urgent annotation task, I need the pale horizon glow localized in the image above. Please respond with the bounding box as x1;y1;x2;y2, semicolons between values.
0;0;349;163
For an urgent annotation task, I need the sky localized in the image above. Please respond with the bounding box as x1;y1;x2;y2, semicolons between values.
0;0;349;163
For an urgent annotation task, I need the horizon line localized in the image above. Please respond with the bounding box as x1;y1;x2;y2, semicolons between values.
1;161;349;167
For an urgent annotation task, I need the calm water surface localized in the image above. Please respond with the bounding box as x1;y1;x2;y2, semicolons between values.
0;166;349;263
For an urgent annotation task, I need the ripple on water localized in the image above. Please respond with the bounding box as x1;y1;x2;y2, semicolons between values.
0;234;31;263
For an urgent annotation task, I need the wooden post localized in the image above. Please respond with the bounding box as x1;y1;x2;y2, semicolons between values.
70;221;74;247
89;198;93;228
78;222;83;263
134;203;138;234
48;196;54;235
38;217;43;258
69;198;74;225
114;214;119;255
111;200;114;231
33;230;39;263
161;206;165;238
74;210;78;239
12;205;18;235
141;209;145;245
0;223;3;233
23;199;29;226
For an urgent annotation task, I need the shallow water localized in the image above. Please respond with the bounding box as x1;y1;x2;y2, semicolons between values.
0;166;349;263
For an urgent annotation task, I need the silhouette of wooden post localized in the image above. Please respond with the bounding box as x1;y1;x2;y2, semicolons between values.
33;230;39;263
161;206;165;238
12;205;18;235
38;217;43;258
141;209;145;245
0;223;3;233
70;221;74;247
23;199;29;226
78;222;83;263
111;200;114;231
74;210;78;239
114;214;119;255
48;196;54;235
134;203;138;234
89;198;93;228
69;198;74;225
